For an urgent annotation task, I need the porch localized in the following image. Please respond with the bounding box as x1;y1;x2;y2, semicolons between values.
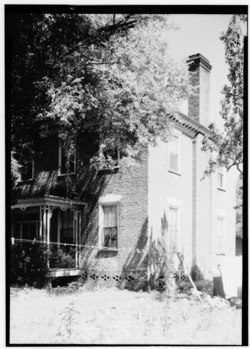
11;195;85;277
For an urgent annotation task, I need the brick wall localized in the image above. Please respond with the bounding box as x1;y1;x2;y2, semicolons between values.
187;54;212;127
79;149;149;289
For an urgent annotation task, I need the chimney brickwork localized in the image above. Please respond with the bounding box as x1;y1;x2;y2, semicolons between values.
187;53;212;127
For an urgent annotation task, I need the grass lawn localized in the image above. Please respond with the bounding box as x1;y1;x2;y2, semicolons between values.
9;286;242;345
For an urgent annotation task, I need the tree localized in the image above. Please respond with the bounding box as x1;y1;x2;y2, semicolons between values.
9;13;189;174
202;15;246;176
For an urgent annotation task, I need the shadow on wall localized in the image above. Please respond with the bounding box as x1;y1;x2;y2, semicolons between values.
76;211;186;291
117;212;184;292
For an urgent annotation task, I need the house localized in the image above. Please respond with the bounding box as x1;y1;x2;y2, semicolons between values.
10;53;238;290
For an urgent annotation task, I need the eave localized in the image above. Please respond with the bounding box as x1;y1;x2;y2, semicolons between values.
169;112;213;138
11;195;86;210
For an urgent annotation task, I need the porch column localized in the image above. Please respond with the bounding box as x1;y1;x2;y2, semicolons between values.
39;206;44;240
57;209;61;249
73;209;80;268
40;205;54;268
47;206;54;268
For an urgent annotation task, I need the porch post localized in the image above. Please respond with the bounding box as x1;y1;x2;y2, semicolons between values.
39;206;43;240
73;209;80;268
57;208;61;249
47;206;54;269
42;205;47;243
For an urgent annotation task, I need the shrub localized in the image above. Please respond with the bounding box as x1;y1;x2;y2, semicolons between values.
10;242;49;287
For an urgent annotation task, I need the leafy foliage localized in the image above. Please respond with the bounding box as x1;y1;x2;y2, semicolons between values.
11;151;21;188
202;15;246;176
11;242;49;287
8;13;189;169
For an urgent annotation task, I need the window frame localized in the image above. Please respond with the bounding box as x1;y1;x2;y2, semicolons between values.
168;205;180;252
58;137;76;176
217;167;226;191
98;195;121;251
216;215;226;255
17;156;35;183
98;143;121;172
14;209;40;242
168;131;181;175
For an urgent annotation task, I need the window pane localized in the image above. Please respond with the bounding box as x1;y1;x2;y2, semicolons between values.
103;206;110;227
170;136;179;171
109;206;117;227
103;206;117;227
169;208;178;232
170;154;178;172
217;217;224;253
218;173;223;187
103;228;111;247
102;205;118;248
22;222;38;240
102;227;117;248
169;207;178;251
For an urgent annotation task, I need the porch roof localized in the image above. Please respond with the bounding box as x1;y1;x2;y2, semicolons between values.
11;195;86;210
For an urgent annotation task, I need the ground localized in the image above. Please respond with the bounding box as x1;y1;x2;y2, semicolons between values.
10;286;242;345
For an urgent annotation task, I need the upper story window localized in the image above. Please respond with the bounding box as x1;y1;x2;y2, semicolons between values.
217;167;225;190
58;137;76;176
99;144;120;170
169;133;181;174
15;152;34;182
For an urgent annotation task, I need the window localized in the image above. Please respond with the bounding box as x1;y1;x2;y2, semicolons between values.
14;210;39;241
217;167;225;190
60;209;74;244
99;145;120;170
169;133;181;174
58;138;76;175
168;207;179;252
216;216;225;255
101;205;118;249
15;152;34;182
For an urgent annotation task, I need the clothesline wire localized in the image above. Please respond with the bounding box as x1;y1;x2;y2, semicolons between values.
10;237;171;255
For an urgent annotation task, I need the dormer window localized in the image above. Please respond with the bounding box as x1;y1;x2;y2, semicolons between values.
58;137;76;176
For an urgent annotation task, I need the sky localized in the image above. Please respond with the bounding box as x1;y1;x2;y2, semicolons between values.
166;14;233;127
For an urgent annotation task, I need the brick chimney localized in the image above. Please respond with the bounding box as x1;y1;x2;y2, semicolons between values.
187;53;212;127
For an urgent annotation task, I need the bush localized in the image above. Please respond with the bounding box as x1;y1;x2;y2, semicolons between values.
191;264;204;281
11;242;49;287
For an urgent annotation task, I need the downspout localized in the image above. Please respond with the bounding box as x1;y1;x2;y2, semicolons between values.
192;133;198;269
147;144;151;292
209;163;213;273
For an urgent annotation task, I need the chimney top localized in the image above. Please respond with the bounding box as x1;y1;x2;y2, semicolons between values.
187;53;212;72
